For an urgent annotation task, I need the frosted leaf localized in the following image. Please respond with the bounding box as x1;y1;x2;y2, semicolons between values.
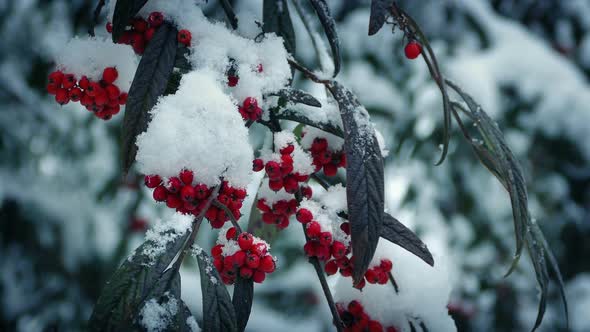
139;292;179;332
141;213;193;266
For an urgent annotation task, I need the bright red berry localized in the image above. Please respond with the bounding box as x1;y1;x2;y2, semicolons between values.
133;18;148;32
178;29;192;46
225;227;237;240
251;243;268;256
311;138;328;152
238;232;254;250
194;184;209;200
348;300;364;316
283;176;299;194
167;177;183;193
256;199;271;212
148;12;164;27
296;208;313;224
245;254;260;269
323;163;338;177
252;158;264;172
179;169;194;185
259;255;275;273
279;144;294;155
331;241;347;259
55;89;69;105
227;75;239;87
404;41;422;59
62;74;76;89
102;67;118;84
252;270;266;283
166;195;182;209
239;266;253;279
265;161;281;179
105;85;120;100
306;221;321;239
232;251;246;267
319;232;333;246
118;92;128;105
144;174;162;188
365;269;379;284
380;259;393;272
68;88;82;102
48;71;64;86
268;179;283;192
211;244;224;257
180;185;195;202
325;260;338;275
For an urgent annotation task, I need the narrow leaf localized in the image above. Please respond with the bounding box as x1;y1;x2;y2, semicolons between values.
112;0;148;42
195;249;238;332
368;0;393;35
327;81;384;284
88;228;190;331
122;22;178;173
232;276;254;332
220;0;239;30
276;109;344;138
308;0;341;76
272;88;322;107
263;0;296;55
381;213;434;266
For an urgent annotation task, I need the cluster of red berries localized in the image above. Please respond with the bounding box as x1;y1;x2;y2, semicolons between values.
253;144;310;193
211;229;276;284
404;41;422;59
47;67;127;120
238;97;262;121
144;170;246;228
328;257;393;290
257;198;298;229
106;12;191;54
308;137;346;177
227;63;263;87
336;300;399;332
297;208;349;262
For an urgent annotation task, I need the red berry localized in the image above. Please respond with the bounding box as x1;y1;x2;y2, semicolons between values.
237;232;254;250
232;251;246;267
166;195;182;209
210;217;225;229
301;185;313;199
259;255;276;273
211;244;224;257
233;188;247;199
68;88;82;102
227;75;239;87
404;41;422;59
252;270;266;283
340;222;350;235
331;241;347;259
311;138;328;152
180;185;195;202
226;226;237;240
283;176;299;194
317;150;333;165
105;85;120;100
365;269;379;284
323;163;338;177
256;199;271;212
144;27;156;41
325;260;338;275
148;12;164;27
268;179;283;192
167;177;183;193
213;257;223;271
62;74;76;89
133;18;148;32
46;83;58;95
55;89;69;105
217;194;230;206
319;232;333;246
252;158;264;172
245;254;260;269
94;91;109;106
178;29;192;46
251;243;268;256
280;144;294;155
194;184;209;200
48;71;64;86
256;64;263;73
296;208;313;224
265;161;281;179
368;320;383;332
86;82;102;97
102;67;118;84
105;22;113;33
315;244;331;260
131;33;146;54
306;221;321;239
179;169;194;185
239;266;253;279
348;300;364;316
118;92;128;105
303;242;316;257
380;259;393;272
144;174;162;188
205;207;217;220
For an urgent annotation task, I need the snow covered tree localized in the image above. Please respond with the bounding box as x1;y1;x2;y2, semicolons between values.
3;0;589;331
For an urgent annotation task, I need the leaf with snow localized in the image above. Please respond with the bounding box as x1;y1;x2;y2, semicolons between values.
112;0;147;42
308;0;341;76
232;276;254;332
263;0;296;55
445;80;568;332
122;22;178;173
88;228;190;331
219;0;238;30
272;88;322;107
195;250;237;332
368;0;392;35
327;81;384;284
381;213;434;267
276;109;343;138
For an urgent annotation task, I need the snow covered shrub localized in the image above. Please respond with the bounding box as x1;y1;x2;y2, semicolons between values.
40;1;569;331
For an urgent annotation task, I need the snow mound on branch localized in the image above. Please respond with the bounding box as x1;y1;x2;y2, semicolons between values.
55;37;138;91
257;131;315;176
299;199;349;246
135;70;253;188
139;292;179;332
333;240;456;332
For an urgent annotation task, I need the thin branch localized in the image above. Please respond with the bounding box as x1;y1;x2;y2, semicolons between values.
287;58;332;85
213;199;243;234
311;173;330;190
388;272;399;293
88;0;106;37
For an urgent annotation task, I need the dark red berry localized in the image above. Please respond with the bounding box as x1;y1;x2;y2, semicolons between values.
144;174;162;188
68;88;82;102
48;71;64;85
148;12;164;27
404;41;422;59
55;89;69;105
380;259;393;271
62;74;76;89
211;244;223;257
238;232;254;250
180;185;195;202
280;144;294;155
106;22;113;33
245;254;260;269
296;208;313;224
133;18;148;32
144;27;156;41
179;169;194;185
325;260;338;275
167;177;183;193
252;158;264;172
225;226;237;240
259;255;276;273
227;75;239;87
178;29;192;46
252;270;266;283
239;267;253;279
268;179;283;192
306;221;321;239
102;67;118;84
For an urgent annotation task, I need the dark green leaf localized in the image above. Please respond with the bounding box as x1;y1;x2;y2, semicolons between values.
112;0;148;42
368;0;392;35
220;0;239;30
381;213;434;266
272;88;322;107
327;81;384;284
308;0;341;76
232;276;254;332
122;22;178;173
275;109;343;138
445;80;568;331
263;0;296;55
195;249;237;332
88;228;190;331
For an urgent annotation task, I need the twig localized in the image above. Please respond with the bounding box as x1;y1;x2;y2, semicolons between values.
88;0;106;37
388;271;399;293
213;199;243;234
287;58;332;85
311;173;330;190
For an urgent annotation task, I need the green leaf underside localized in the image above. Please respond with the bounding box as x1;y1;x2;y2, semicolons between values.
112;0;148;42
263;0;296;55
328;81;384;284
232;276;254;332
368;0;392;35
122;22;178;173
196;249;238;332
88;229;190;331
308;0;341;76
446;80;568;332
381;213;434;266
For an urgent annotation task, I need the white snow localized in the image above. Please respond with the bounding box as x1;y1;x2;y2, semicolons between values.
139;292;179;332
141;213;193;265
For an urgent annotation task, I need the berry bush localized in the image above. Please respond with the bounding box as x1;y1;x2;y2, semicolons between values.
37;1;570;331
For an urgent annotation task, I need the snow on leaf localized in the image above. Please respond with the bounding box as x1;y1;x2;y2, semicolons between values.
308;0;341;76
